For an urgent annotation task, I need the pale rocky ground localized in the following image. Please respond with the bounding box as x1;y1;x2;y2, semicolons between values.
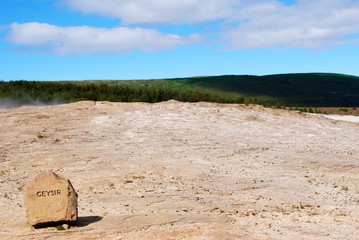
0;100;358;240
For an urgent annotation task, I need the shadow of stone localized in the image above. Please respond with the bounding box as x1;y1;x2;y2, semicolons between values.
76;216;103;227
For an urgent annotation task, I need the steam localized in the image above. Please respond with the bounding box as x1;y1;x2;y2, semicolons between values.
0;98;65;110
0;99;21;110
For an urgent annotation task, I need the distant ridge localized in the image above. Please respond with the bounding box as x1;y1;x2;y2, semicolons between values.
1;73;359;107
150;73;359;107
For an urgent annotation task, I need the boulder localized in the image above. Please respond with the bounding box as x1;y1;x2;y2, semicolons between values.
24;171;78;227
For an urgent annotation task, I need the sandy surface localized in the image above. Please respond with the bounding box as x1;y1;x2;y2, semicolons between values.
0;100;358;239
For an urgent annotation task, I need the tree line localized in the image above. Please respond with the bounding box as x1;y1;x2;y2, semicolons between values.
0;80;253;106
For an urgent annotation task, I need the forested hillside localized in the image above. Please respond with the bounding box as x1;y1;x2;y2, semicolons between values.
1;73;359;108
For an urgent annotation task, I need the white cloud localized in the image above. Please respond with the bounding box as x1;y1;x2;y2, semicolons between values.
64;0;235;24
224;0;359;49
7;1;359;54
62;0;359;50
8;22;199;55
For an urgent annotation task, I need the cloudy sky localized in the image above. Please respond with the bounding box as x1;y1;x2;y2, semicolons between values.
1;0;359;80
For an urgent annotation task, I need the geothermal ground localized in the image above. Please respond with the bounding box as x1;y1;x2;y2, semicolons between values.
0;101;358;239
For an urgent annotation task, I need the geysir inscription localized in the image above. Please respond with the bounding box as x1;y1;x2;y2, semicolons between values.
25;171;78;227
36;190;61;197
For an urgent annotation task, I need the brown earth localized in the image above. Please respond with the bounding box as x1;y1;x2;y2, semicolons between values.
309;107;359;116
0;100;358;239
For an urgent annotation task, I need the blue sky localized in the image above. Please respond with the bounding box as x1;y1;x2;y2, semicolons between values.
1;0;359;80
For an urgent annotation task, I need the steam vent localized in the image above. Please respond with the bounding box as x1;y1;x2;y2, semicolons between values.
24;171;78;227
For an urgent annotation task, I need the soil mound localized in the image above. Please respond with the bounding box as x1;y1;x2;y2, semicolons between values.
0;101;358;239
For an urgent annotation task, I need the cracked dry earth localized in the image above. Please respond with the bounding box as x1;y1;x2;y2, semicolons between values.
0;100;358;239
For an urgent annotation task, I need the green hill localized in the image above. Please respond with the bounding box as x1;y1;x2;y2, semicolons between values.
1;73;359;108
167;73;359;107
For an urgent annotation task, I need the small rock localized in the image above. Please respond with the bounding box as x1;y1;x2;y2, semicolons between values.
62;224;69;230
181;208;189;212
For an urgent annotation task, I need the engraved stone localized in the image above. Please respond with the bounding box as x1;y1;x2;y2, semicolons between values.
24;171;78;227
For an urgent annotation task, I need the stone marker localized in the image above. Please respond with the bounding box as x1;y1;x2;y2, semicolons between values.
24;171;78;227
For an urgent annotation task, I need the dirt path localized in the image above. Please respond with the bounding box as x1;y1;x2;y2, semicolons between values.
0;101;358;239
